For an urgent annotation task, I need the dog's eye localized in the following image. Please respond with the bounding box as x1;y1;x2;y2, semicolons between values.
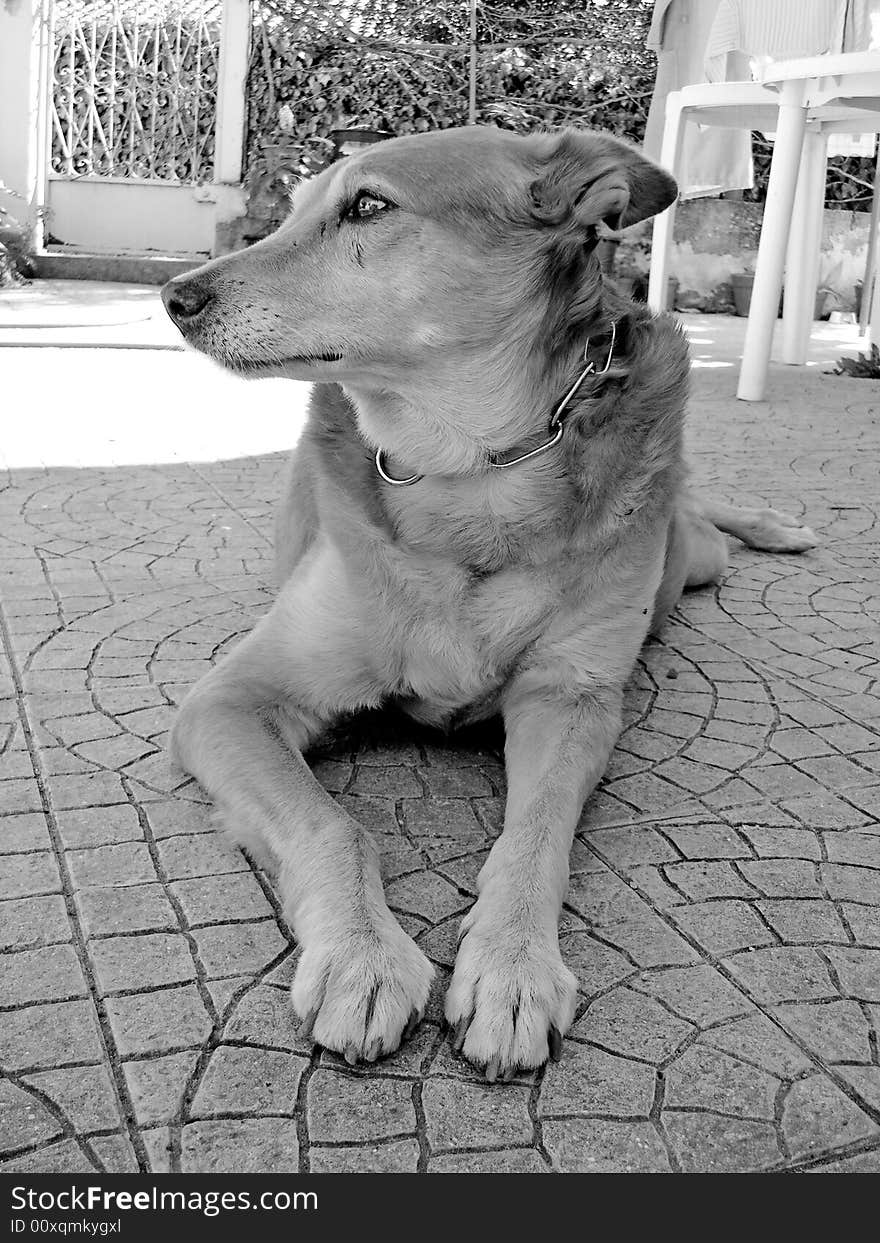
349;192;392;221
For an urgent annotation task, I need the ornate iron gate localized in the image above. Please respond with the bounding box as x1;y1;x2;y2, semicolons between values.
51;0;224;184
43;0;248;255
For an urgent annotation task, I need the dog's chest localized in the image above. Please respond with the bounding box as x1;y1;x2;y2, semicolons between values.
389;558;556;715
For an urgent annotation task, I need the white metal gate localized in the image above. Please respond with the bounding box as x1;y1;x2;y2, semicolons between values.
46;0;248;255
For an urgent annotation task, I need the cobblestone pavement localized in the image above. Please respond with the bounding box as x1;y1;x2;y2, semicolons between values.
1;306;879;1174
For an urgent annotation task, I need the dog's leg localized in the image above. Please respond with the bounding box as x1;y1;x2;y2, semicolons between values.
651;490;819;635
171;576;433;1063
699;496;818;553
650;504;729;633
273;449;317;587
445;682;622;1079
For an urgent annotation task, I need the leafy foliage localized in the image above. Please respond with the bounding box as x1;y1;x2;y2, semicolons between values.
0;182;34;287
832;344;880;377
245;0;657;176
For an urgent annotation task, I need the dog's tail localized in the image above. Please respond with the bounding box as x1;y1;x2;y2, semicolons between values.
702;500;819;553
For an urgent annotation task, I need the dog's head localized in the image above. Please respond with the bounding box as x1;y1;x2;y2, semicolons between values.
162;126;675;389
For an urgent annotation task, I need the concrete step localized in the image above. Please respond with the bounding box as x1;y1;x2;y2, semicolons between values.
33;250;205;285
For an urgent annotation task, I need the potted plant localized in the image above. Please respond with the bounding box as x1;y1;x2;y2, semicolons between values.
731;268;787;318
731;268;756;317
0;182;37;287
244;105;338;242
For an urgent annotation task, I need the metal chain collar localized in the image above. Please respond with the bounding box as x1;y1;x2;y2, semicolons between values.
375;321;617;487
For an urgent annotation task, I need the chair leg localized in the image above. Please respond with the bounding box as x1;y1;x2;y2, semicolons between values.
737;79;809;402
870;261;880;349
781;128;827;364
648;93;685;313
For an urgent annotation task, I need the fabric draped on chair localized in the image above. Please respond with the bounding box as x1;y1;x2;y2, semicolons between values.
644;0;753;198
644;0;880;197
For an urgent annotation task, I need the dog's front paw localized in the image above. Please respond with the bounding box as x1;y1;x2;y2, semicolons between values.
291;917;434;1064
444;898;577;1082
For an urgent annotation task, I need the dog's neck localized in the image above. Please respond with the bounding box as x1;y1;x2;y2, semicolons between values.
344;321;618;486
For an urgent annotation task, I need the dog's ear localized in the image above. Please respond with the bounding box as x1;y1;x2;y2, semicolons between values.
529;130;677;231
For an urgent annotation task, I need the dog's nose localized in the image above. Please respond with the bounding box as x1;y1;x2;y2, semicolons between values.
161;276;214;325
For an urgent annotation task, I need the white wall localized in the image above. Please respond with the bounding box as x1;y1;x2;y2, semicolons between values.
45;177;247;255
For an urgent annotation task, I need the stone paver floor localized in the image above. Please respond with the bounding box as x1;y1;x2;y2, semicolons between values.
1;286;879;1173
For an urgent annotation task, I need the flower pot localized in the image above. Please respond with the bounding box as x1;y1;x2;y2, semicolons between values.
731;272;784;318
731;272;754;317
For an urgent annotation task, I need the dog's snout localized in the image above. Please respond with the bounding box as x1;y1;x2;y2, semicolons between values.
161;276;214;325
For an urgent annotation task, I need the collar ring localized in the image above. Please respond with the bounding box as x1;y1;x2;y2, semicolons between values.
375;448;424;486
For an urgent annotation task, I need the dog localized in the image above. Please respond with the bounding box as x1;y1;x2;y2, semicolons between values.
161;125;817;1081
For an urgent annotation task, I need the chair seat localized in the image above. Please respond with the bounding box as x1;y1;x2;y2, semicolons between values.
674;80;781;129
673;80;880;131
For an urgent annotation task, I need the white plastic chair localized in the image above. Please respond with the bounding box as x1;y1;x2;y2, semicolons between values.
647;80;784;315
647;52;880;401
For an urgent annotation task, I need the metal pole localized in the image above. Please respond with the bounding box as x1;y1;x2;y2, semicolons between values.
468;0;477;125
